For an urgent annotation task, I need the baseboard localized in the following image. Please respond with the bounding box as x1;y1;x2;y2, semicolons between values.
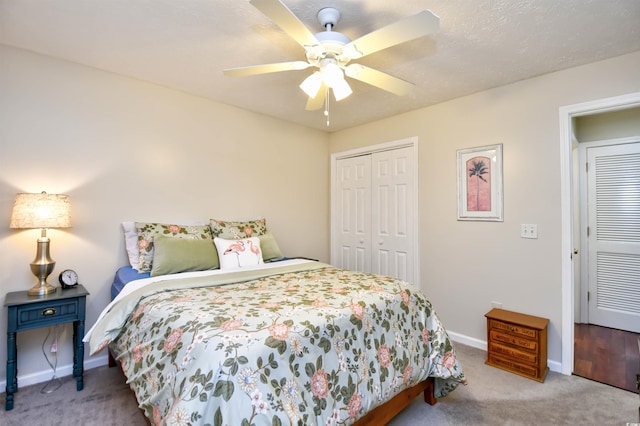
448;330;563;374
447;330;487;350
0;354;109;390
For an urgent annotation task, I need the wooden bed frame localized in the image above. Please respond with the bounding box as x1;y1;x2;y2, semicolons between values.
353;377;437;425
111;351;436;425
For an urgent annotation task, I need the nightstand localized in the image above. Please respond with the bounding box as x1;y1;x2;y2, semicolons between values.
4;284;89;410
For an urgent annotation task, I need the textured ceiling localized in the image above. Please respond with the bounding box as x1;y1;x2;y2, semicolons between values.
1;0;639;132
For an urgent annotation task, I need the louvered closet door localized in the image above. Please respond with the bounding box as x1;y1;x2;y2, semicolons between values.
335;154;372;273
587;142;640;332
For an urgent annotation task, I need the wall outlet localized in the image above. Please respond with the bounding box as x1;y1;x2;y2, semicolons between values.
521;224;538;239
491;301;503;309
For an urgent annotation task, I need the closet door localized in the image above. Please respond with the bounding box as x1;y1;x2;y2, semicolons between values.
335;154;372;273
334;145;416;283
371;147;415;283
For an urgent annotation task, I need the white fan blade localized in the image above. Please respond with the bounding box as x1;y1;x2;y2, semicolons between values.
224;61;311;77
251;0;319;47
342;10;440;59
306;84;327;110
345;64;414;96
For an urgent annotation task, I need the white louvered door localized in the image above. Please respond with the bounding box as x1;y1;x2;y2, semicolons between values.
587;142;640;332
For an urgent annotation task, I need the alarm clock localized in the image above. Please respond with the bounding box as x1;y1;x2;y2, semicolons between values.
59;269;79;289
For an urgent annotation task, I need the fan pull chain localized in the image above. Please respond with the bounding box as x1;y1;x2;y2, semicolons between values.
324;87;330;126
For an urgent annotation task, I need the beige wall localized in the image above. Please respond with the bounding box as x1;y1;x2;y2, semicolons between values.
0;45;329;384
575;106;640;142
329;51;640;364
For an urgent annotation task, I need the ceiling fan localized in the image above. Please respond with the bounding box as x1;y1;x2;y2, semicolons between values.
224;0;440;120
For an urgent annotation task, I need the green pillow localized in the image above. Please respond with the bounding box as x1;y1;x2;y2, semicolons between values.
135;222;213;272
151;235;219;277
259;232;284;262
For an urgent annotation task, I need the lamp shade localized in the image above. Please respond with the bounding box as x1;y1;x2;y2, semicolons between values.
9;192;71;229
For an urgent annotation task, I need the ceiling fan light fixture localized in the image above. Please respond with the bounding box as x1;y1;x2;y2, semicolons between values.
300;71;323;98
332;78;352;101
320;61;343;88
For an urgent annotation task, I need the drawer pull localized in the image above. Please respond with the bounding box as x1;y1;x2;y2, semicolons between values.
42;308;56;316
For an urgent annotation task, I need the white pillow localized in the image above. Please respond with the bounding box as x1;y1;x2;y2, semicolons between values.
122;221;139;270
214;237;263;270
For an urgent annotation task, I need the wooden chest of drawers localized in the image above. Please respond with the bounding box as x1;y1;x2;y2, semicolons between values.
485;308;549;382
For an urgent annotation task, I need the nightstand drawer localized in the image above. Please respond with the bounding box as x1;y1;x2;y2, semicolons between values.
488;353;539;378
16;299;80;329
490;330;538;351
489;319;538;339
489;341;538;364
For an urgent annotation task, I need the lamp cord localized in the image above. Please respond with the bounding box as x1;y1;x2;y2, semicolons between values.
40;326;63;394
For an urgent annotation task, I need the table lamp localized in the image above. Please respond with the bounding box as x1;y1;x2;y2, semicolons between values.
9;192;71;296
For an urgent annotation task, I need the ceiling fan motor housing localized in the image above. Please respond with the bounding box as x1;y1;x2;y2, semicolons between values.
317;7;341;29
312;7;351;63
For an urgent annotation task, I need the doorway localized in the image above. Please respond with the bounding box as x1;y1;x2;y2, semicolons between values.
559;92;640;377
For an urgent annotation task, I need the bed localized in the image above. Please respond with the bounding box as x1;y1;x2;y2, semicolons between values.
85;220;466;425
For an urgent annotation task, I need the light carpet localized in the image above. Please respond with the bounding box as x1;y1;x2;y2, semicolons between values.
1;343;637;425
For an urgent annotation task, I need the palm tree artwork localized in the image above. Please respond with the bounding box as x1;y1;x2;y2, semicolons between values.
467;157;491;211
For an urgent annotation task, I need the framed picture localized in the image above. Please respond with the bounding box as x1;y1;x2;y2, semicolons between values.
457;144;503;221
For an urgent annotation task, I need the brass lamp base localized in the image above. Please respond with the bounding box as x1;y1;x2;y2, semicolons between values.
27;281;57;296
28;236;58;296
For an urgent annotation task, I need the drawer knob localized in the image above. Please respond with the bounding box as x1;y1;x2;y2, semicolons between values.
42;308;56;316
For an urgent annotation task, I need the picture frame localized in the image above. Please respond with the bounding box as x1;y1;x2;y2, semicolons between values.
457;144;503;221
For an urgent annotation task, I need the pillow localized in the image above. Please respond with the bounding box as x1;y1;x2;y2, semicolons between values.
210;218;268;239
214;237;263;270
136;223;213;272
123;220;207;270
151;235;219;277
258;231;284;262
122;222;139;270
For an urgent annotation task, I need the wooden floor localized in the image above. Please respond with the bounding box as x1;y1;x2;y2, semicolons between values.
574;323;640;393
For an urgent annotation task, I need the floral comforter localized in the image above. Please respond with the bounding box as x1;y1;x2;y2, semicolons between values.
87;261;465;425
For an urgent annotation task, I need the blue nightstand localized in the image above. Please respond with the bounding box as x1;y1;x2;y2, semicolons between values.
4;284;89;410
